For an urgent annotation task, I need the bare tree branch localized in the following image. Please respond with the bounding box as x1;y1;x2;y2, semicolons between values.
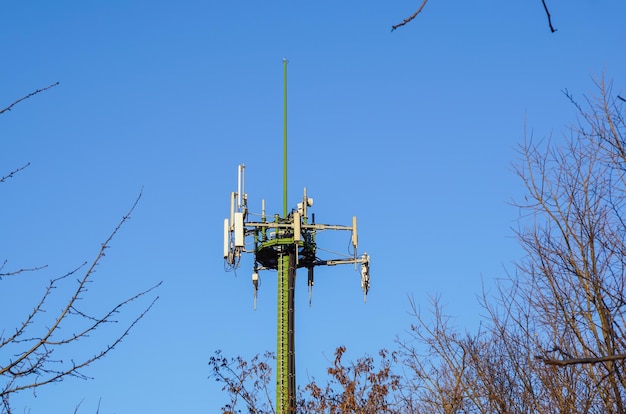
209;350;276;413
541;0;557;33
0;82;60;116
536;353;626;367
0;260;46;278
0;189;161;407
0;164;30;185
391;0;429;32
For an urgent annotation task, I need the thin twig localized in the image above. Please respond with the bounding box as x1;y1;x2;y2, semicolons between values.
0;262;48;278
0;82;60;115
0;163;31;184
391;0;429;31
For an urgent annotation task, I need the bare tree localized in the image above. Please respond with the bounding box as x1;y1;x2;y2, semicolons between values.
396;292;595;413
516;75;626;410
210;346;403;414
394;76;626;412
1;86;160;413
209;350;276;413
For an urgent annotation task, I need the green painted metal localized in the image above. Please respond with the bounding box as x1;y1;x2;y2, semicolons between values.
277;252;289;413
277;58;291;414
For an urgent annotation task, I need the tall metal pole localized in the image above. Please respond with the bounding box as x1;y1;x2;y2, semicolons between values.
276;57;295;414
283;58;288;218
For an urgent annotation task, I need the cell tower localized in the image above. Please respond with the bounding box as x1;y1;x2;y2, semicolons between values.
223;59;370;414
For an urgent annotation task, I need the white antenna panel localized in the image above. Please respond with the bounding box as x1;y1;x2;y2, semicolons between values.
223;218;230;258
293;212;301;241
237;164;245;210
230;192;235;230
234;212;245;248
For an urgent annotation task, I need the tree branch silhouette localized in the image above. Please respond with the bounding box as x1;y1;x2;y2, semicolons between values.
391;0;429;31
541;0;557;32
0;82;59;116
536;353;626;367
0;191;161;411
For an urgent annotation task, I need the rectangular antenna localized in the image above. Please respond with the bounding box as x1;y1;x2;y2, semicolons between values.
230;192;235;231
237;164;245;211
234;212;245;248
262;199;266;220
293;212;301;241
223;218;229;259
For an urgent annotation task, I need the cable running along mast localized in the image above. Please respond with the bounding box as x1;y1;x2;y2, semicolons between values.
223;59;370;414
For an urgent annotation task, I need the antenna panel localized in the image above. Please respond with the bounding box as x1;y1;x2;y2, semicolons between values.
237;164;245;210
223;218;230;258
230;192;235;230
293;212;301;241
234;212;245;248
351;216;358;249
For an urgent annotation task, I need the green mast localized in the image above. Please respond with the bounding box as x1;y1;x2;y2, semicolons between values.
276;57;293;414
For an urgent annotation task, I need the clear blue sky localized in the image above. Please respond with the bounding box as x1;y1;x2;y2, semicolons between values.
1;1;625;412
